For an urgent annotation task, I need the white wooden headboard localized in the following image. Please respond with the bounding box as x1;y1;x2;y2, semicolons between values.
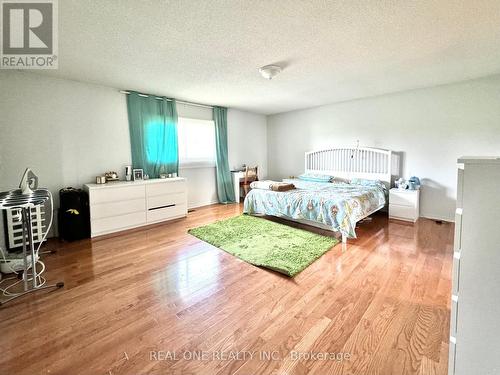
305;147;397;185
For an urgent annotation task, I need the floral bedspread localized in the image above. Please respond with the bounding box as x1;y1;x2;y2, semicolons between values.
243;179;387;238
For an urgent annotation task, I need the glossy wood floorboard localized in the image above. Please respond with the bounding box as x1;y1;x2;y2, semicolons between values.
0;204;453;375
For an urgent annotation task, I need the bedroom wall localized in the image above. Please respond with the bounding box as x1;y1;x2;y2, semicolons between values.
267;74;500;221
0;71;267;247
228;109;268;178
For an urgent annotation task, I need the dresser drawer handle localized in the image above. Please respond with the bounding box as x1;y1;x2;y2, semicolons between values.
149;204;176;211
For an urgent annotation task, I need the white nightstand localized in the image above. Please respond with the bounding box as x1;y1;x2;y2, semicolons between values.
389;188;420;222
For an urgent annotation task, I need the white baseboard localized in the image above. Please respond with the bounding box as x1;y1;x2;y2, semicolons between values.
188;200;220;210
420;213;454;223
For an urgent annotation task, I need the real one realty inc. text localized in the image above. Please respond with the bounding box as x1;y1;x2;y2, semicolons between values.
150;350;351;362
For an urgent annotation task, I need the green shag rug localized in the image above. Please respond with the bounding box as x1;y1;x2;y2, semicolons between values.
188;215;339;277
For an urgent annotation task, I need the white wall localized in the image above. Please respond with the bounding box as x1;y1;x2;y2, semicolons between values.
0;72;131;198
0;72;267;247
267;75;500;221
228;109;268;179
179;167;218;208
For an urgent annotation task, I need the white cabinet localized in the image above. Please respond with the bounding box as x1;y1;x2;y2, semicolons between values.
84;178;187;237
449;157;500;375
389;188;419;222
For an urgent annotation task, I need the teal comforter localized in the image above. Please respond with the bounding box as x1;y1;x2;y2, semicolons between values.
243;179;387;238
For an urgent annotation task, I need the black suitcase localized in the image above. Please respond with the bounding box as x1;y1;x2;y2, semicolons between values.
58;188;90;241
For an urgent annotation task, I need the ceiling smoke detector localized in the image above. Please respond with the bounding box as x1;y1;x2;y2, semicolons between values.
259;65;282;80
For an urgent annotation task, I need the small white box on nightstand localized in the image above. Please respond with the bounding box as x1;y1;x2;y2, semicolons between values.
389;188;420;222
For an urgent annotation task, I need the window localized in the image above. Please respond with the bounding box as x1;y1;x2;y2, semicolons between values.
178;117;216;167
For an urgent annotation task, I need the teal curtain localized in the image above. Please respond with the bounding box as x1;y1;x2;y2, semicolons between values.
213;107;235;203
126;92;178;177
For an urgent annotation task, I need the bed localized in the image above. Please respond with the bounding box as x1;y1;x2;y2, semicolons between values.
243;147;398;244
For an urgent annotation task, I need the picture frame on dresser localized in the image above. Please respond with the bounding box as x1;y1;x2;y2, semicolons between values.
133;168;144;181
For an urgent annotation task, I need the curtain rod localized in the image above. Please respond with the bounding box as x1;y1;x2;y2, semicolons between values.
119;90;214;109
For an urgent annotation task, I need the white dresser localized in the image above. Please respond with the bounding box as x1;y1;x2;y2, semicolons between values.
389;188;420;222
84;178;187;237
449;157;500;375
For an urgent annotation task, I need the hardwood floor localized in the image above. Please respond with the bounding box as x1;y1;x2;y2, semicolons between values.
0;204;453;375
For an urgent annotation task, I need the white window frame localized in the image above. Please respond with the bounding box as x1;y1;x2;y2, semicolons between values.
178;117;216;169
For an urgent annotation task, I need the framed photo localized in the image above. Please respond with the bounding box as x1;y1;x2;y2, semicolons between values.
132;168;144;181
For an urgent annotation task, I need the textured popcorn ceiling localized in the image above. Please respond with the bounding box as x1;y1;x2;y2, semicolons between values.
36;0;500;114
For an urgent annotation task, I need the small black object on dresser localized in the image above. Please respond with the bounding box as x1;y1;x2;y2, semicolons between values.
58;188;90;241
